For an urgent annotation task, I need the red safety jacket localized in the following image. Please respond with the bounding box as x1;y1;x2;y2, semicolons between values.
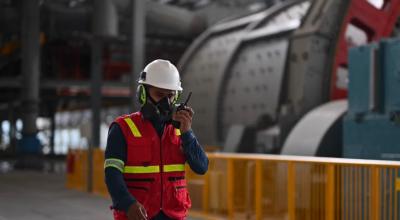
112;112;191;220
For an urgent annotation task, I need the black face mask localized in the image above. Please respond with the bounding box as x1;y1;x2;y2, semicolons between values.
155;96;173;116
141;96;173;124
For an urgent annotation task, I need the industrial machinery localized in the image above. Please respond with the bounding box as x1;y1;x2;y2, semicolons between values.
178;0;400;156
2;0;400;158
343;39;400;160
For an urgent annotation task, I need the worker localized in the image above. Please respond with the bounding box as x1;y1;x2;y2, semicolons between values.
104;59;209;220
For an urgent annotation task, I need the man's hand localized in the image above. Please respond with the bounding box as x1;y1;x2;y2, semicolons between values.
173;106;194;133
126;201;148;220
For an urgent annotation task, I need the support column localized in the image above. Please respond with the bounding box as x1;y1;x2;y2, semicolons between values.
130;0;146;112
20;0;41;154
88;0;117;192
8;102;16;154
88;38;102;192
49;108;56;156
0;119;3;150
90;41;102;149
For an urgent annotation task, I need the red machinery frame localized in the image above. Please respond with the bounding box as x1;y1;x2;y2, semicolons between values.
331;0;400;100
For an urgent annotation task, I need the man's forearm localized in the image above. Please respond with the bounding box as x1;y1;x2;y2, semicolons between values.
105;167;136;212
181;130;209;174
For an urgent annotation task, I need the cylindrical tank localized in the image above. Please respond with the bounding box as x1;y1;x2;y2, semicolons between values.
178;0;400;154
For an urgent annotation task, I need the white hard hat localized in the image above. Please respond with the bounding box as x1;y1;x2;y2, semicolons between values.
138;59;183;91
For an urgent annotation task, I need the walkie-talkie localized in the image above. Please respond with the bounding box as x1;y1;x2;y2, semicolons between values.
172;92;192;129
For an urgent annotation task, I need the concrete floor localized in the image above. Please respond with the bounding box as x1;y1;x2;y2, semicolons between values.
0;169;203;220
0;170;112;220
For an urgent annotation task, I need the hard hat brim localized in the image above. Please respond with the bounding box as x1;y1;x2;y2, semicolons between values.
138;80;183;91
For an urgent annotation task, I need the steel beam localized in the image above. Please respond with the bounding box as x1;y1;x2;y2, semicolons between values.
90;39;102;149
87;0;107;192
0;78;129;88
8;102;16;154
21;0;40;136
130;0;146;112
49;104;56;156
0;78;129;90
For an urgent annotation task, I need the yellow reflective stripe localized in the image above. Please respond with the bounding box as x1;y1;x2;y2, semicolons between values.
175;129;181;136
123;164;185;173
124;118;142;137
105;158;124;166
124;165;160;174
163;164;185;172
106;164;124;173
104;158;125;173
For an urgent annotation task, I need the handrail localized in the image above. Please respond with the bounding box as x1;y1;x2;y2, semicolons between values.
207;152;400;167
189;152;400;220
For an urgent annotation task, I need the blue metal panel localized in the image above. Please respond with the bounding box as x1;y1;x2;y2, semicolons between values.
344;39;400;160
343;115;400;160
348;45;376;114
381;39;400;112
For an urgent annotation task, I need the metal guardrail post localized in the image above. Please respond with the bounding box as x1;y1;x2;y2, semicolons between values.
287;162;296;220
325;164;335;220
371;166;381;220
255;160;263;220
227;159;234;219
395;175;400;220
202;168;210;214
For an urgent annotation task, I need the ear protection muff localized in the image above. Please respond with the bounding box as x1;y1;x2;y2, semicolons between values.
172;90;182;105
137;84;147;106
137;80;182;107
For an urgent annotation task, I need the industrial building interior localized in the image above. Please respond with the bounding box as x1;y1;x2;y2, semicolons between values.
1;0;400;219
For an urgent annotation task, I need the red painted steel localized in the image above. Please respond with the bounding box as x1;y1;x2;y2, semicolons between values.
330;0;400;100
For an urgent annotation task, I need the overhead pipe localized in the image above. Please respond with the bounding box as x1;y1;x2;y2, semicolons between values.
129;0;145;111
40;0;207;37
114;0;207;36
93;0;118;37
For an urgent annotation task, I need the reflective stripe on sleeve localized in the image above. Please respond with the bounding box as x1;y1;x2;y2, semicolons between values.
104;158;125;172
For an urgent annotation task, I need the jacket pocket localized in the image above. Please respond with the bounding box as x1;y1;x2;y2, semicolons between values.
173;185;191;211
166;180;191;212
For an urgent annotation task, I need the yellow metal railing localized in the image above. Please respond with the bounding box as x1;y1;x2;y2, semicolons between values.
186;153;400;220
66;149;88;191
66;150;400;220
66;148;109;197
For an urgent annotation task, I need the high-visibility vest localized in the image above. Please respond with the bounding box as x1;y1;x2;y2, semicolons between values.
111;112;191;220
